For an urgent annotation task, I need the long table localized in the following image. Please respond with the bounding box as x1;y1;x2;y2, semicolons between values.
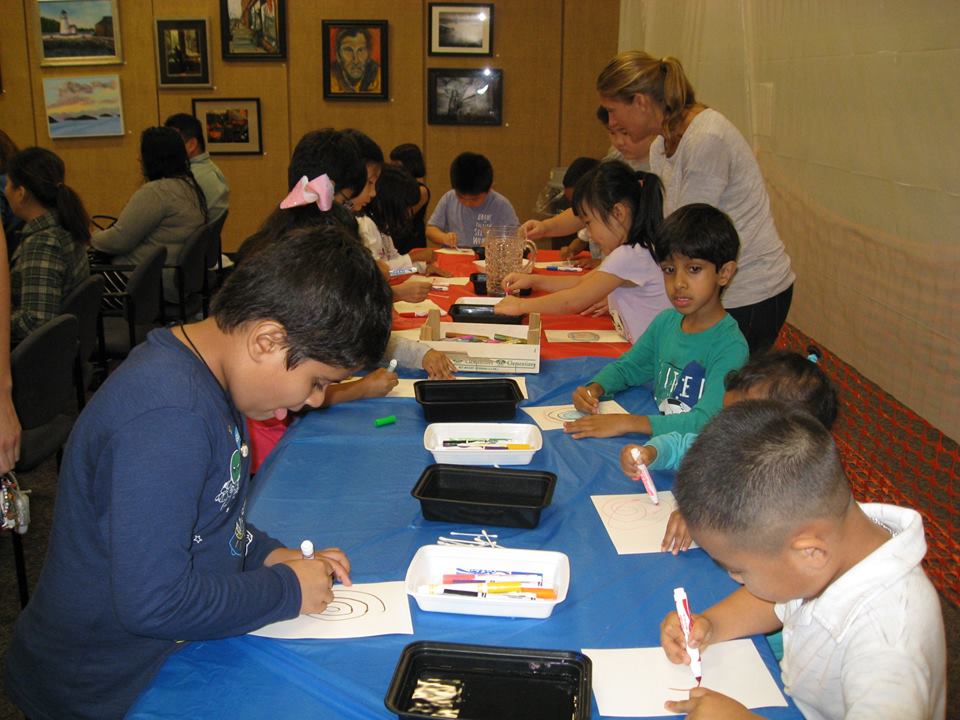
129;354;801;719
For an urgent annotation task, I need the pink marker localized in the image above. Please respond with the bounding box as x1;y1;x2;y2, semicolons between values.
630;447;659;504
674;587;702;685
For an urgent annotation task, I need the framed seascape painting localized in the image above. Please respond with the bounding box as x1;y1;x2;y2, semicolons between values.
427;68;502;126
321;20;389;101
43;74;124;138
35;0;122;66
220;0;286;60
155;19;211;88
428;3;493;56
192;98;262;155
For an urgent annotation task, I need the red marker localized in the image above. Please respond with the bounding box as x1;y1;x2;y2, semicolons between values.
630;447;659;504
673;587;702;685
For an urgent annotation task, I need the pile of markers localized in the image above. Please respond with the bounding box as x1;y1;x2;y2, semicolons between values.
418;569;558;601
441;437;532;450
444;332;527;344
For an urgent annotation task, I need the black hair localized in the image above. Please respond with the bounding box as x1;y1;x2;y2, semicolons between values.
653;203;739;271
0;130;18;174
596;105;610;127
450;152;493;195
571;160;663;254
235;202;359;267
164;112;205;152
389;143;425;178
6;146;91;243
342;128;384;166
675;400;851;551
725;349;838;429
563;157;600;190
139;126;208;222
367;165;420;237
213;224;392;370
288;129;367;198
334;26;372;54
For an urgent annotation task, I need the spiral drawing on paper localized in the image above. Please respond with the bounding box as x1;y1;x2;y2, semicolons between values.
544;407;585;424
599;496;666;528
308;590;387;621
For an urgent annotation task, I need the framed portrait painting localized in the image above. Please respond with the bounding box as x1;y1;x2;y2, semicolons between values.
192;98;262;155
427;68;502;126
428;3;493;56
220;0;285;60
35;0;122;66
155;19;211;88
322;20;389;101
43;74;124;138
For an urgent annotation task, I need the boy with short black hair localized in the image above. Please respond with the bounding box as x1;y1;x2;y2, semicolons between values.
661;400;946;719
426;151;518;248
567;203;748;439
5;225;394;719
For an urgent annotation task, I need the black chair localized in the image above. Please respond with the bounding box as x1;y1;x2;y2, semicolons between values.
203;210;229;314
61;275;105;409
164;224;208;322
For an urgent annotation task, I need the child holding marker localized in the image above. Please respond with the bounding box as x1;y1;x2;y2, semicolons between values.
566;203;748;439
660;401;946;719
495;161;670;343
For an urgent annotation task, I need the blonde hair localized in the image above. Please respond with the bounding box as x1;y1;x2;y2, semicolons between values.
596;51;697;144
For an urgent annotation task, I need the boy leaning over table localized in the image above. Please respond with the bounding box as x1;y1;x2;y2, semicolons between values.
660;400;946;720
5;225;393;720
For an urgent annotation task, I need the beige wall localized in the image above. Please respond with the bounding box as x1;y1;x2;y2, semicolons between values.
0;1;617;253
620;0;960;440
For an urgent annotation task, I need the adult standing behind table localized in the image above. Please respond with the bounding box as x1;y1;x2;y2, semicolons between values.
164;113;230;222
90;126;208;305
524;52;795;354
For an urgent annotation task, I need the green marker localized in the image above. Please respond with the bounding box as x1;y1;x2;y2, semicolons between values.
374;415;396;427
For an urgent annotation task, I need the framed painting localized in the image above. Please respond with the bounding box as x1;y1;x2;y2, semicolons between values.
321;20;388;101
427;68;502;126
36;0;122;66
43;74;124;138
220;0;285;60
428;3;493;56
192;97;262;155
155;19;211;88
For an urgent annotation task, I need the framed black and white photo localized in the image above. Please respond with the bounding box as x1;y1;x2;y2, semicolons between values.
192;97;262;155
155;19;211;88
427;67;502;126
321;20;389;101
428;3;493;56
220;0;285;60
35;0;122;67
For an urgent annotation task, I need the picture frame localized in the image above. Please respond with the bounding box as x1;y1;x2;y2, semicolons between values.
321;20;389;101
192;97;262;155
36;0;122;67
220;0;285;60
428;3;493;56
427;68;502;126
155;19;211;88
43;74;124;138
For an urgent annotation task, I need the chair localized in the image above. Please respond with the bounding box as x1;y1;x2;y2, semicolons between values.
165;223;208;322
203;210;229;314
61;275;105;409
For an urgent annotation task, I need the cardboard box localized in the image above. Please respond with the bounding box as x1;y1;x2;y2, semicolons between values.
419;309;541;373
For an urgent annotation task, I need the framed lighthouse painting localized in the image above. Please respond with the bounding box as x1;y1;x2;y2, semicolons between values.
35;0;123;67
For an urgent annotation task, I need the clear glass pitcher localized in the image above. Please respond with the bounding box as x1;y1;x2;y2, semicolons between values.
483;225;536;297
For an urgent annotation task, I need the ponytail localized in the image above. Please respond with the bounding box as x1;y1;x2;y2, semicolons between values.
627;170;664;253
55;182;91;244
6;146;90;244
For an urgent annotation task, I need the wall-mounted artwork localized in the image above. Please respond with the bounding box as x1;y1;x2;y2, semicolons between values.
192;97;262;155
156;19;211;88
321;20;389;101
428;3;493;56
428;68;502;125
42;74;124;138
220;0;285;60
36;0;122;66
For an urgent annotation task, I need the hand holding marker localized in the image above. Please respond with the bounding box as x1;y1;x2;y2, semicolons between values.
630;447;659;504
673;587;702;685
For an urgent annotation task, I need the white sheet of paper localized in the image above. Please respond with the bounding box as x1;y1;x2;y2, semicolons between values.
435;247;476;255
545;329;627;343
393;299;447;316
590;492;696;554
409;275;471;286
384;375;529;399
249;581;413;640
583;640;787;716
522;400;628;431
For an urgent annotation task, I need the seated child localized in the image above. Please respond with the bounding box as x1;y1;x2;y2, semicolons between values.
426;151;518;248
495;161;670;343
566;203;748;439
621;349;838;553
660;400;946;719
555;156;601;267
4;226;394;719
597;105;656;172
388;142;430;254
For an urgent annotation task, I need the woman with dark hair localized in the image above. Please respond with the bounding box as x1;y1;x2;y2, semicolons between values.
91;126;207;302
4;146;90;344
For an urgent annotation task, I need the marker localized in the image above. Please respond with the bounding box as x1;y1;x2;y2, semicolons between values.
374;415;396;427
389;266;418;277
386;358;398;373
442;573;543;585
545;265;583;272
673;587;702;685
631;447;659;504
300;539;315;560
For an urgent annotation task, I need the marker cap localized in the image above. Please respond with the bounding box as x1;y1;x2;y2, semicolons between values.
300;539;315;559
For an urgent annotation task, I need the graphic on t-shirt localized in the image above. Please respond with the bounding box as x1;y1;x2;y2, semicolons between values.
472;213;492;246
657;360;706;415
215;447;242;511
229;515;252;557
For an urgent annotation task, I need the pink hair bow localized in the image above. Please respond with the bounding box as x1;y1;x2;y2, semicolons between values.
280;174;335;211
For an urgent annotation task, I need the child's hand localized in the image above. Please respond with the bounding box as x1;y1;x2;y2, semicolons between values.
501;272;534;293
579;296;610;317
564;413;634;439
661;510;694;555
661;610;713;665
572;383;602;414
494;296;525;316
358;368;398;398
620;444;657;478
410;248;435;263
559;244;573;260
440;231;458;247
394;280;431;303
521;219;548;240
572;256;601;269
425;263;452;277
664;687;756;719
286;547;353;615
422;350;456;379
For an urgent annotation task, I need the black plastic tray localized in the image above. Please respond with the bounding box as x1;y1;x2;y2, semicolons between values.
412;464;556;528
449;303;524;325
469;273;531;298
414;379;522;422
385;641;592;720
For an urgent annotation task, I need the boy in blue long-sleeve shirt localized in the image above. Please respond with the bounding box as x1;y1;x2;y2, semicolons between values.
4;226;393;720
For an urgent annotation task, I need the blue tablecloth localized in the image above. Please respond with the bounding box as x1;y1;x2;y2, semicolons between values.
128;357;800;719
